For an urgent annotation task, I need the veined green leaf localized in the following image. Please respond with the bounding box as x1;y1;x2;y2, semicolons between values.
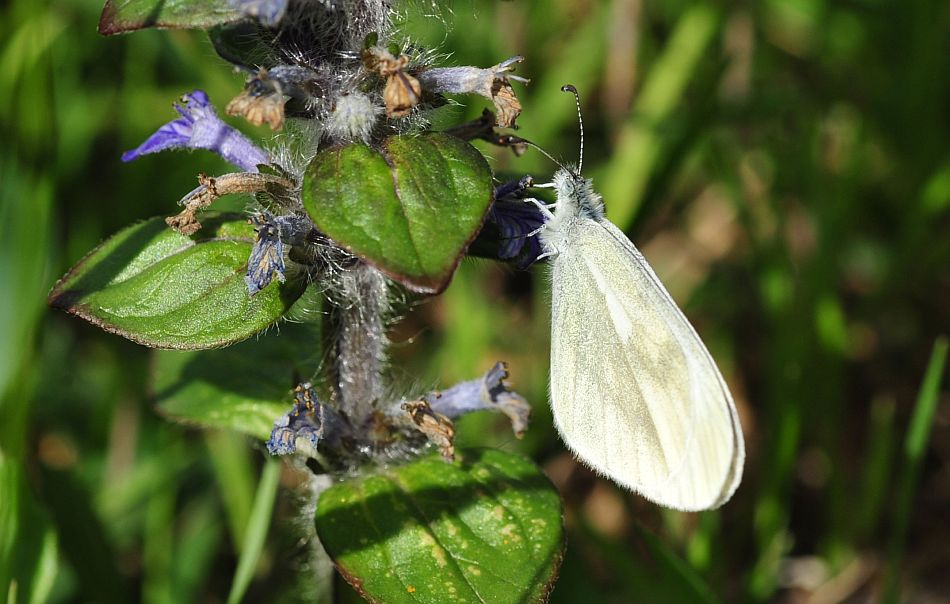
302;134;493;294
49;213;304;350
315;448;564;603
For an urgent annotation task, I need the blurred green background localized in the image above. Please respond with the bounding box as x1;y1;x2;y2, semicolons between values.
3;0;950;602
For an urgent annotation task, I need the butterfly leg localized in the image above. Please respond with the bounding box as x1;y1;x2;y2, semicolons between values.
519;198;562;260
526;197;556;221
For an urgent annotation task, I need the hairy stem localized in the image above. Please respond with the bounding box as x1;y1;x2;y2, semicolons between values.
330;262;390;425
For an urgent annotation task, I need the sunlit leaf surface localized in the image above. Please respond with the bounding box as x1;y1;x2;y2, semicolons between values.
315;449;564;603
303;134;493;294
49;213;304;349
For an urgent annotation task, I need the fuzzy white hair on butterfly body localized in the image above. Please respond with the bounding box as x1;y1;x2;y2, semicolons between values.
538;167;603;251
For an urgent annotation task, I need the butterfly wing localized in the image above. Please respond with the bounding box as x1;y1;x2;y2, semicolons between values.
549;217;744;510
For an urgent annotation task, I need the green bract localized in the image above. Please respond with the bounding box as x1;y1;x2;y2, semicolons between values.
98;0;244;35
48;213;304;350
315;449;565;604
303;134;494;294
154;320;321;439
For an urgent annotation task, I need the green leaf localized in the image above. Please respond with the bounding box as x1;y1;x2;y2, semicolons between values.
98;0;244;35
49;213;305;350
153;318;321;439
315;448;565;603
302;134;493;294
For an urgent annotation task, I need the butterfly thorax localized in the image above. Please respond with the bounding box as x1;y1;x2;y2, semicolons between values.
539;168;605;253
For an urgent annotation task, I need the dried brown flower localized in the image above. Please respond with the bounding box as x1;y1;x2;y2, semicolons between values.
225;69;287;131
363;46;422;118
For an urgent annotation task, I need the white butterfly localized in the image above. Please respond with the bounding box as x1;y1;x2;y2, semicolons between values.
530;87;744;511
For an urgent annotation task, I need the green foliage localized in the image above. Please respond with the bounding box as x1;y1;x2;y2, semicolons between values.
209;23;276;69
98;0;243;35
227;458;281;604
48;213;305;350
154;319;322;439
882;337;949;602
303;134;494;293
5;0;950;601
0;460;58;604
315;449;564;603
600;3;721;228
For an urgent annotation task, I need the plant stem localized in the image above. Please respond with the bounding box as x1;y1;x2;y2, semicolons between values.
331;263;390;425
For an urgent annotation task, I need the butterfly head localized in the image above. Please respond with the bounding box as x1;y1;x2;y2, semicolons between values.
552;166;604;220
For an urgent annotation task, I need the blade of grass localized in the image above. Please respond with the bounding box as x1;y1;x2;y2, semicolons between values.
26;529;58;604
881;336;948;603
856;397;896;541
226;458;281;604
511;2;609;175
575;514;720;603
39;467;130;603
686;509;718;572
0;167;52;452
1;459;59;604
635;522;721;604
172;496;223;603
600;4;722;230
98;447;193;520
143;476;176;604
205;431;255;552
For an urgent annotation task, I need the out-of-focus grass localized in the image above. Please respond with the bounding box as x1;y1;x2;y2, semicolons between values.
2;0;950;602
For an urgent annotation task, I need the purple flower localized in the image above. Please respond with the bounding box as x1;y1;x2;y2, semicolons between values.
246;211;315;295
266;383;326;455
422;362;531;438
122;90;268;172
245;211;286;296
489;177;546;267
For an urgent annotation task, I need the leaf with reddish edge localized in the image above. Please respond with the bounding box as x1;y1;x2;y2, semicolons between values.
49;213;305;350
99;0;244;36
302;134;494;294
315;448;565;603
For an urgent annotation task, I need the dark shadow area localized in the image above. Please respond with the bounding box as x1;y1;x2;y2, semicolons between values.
153;320;321;403
48;217;168;306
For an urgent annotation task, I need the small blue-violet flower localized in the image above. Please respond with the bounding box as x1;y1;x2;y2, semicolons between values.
122;90;268;172
246;211;286;296
267;383;326;455
246;211;314;295
423;361;531;438
488;177;547;268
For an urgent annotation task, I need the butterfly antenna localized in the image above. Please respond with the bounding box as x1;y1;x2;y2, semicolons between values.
497;134;569;174
561;84;584;174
